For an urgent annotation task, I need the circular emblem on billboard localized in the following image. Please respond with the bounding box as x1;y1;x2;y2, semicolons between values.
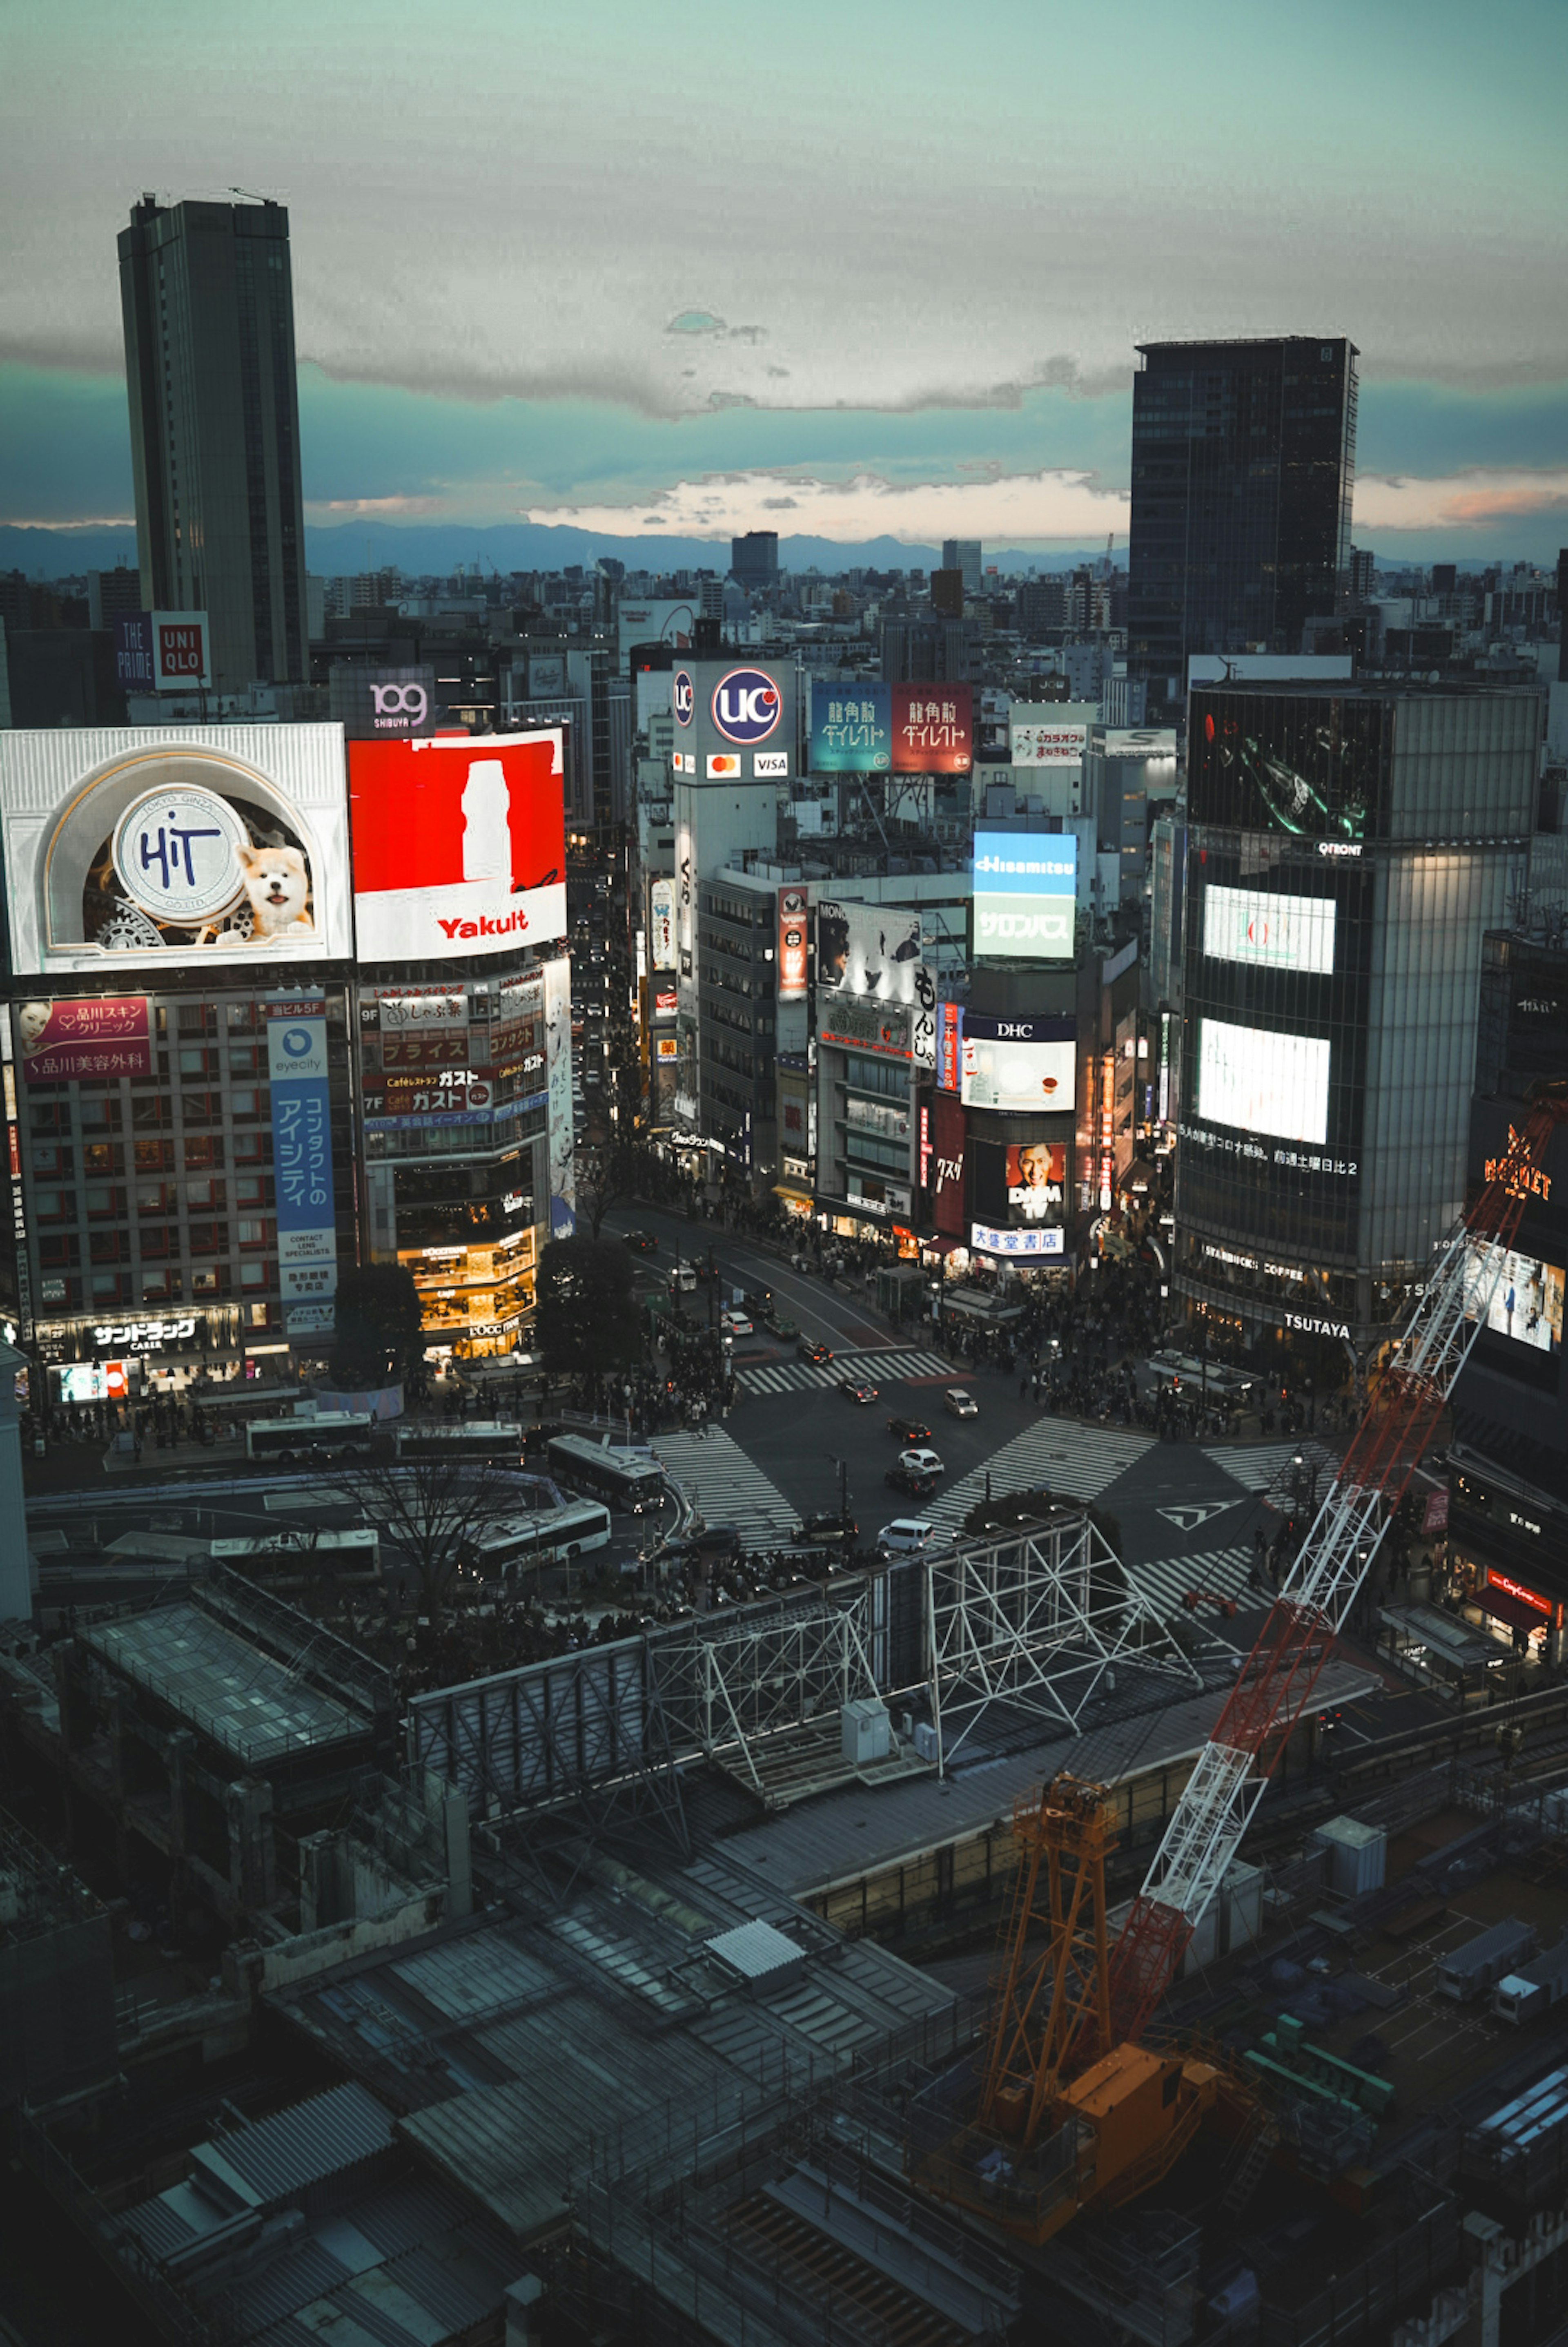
110;786;249;925
711;667;781;745
672;669;695;727
281;1026;315;1059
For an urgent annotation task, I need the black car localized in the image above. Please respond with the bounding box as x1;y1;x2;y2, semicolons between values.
886;1414;933;1442
742;1286;773;1315
792;1511;859;1546
664;1524;742;1561
885;1463;940;1498
621;1229;659;1254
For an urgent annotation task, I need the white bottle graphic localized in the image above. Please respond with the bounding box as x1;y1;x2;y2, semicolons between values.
461;759;512;881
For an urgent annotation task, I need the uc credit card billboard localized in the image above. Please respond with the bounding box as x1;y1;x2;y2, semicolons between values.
349;731;566;964
671;660;794;780
972;829;1076;960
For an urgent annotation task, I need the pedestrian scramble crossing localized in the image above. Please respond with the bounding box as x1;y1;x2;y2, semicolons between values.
649;1428;800;1542
1204;1439;1338;1499
923;1420;1154;1535
737;1347;950;1398
1124;1542;1253;1628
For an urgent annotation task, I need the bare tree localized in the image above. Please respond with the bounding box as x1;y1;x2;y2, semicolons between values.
324;1445;527;1620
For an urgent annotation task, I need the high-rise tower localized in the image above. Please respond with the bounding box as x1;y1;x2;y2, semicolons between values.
118;195;309;692
1127;337;1357;718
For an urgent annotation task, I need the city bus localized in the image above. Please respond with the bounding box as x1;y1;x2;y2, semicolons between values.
209;1528;381;1583
392;1419;524;1467
471;1499;612;1576
546;1432;666;1515
245;1412;374;1464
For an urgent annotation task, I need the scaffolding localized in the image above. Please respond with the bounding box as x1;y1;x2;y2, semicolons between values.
924;1513;1202;1770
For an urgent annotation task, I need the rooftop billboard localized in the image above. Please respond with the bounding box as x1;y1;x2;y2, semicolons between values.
0;725;352;976
349;730;566;966
971;830;1076;961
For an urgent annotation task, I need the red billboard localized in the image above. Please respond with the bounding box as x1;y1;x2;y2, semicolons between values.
931;1091;967;1236
892;684;972;774
348;731;566;964
16;997;152;1082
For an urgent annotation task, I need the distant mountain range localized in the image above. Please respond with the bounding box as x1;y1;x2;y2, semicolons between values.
0;518;1112;581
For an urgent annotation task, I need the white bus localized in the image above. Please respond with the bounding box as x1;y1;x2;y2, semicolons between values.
472;1499;612;1575
393;1419;523;1467
546;1433;666;1515
245;1412;374;1464
210;1528;381;1581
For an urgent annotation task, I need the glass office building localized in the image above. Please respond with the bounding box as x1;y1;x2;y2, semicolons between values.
1174;683;1542;1372
1127;339;1358;719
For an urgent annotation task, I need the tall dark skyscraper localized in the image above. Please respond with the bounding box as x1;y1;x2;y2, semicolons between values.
730;530;779;589
118;195;309;692
1127;337;1358;716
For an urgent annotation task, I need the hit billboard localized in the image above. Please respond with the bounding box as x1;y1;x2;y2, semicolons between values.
349;730;566;965
0;725;352;977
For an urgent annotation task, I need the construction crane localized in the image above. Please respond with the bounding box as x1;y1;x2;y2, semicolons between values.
919;1081;1568;2243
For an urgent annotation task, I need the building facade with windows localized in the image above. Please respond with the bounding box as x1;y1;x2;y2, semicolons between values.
1127;337;1357;719
119;196;309;694
1174;681;1542;1374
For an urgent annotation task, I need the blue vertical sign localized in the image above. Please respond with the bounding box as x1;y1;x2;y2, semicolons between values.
267;1006;337;1330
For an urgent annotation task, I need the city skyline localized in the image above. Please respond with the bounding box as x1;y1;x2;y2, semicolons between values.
2;0;1565;560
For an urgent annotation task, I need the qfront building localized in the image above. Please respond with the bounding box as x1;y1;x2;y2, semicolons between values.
0;723;572;1399
1173;680;1543;1373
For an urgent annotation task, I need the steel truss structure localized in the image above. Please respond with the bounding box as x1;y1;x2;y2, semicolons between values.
1105;1088;1568;2050
925;1514;1203;1769
648;1597;879;1800
408;1509;1207;1859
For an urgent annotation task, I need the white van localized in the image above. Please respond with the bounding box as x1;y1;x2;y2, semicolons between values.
669;1263;697;1295
878;1517;939;1555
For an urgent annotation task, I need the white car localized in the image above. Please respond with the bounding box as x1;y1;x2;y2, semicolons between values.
900;1447;944;1477
878;1518;939;1555
943;1387;979;1418
720;1310;753;1336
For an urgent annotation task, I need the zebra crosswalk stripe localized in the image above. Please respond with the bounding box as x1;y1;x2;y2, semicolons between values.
1204;1439;1338;1495
925;1419;1154;1532
649;1428;799;1540
736;1347;951;1397
1125;1542;1253;1624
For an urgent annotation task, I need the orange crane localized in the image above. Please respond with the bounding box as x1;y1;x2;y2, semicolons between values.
918;1082;1568;2243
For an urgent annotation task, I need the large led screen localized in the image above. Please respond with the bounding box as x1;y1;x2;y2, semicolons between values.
817;901;922;1004
350;730;566;964
1203;886;1336;976
1197;1018;1330;1145
0;725;353;975
1464;1242;1565;1355
972;831;1076;961
960;1017;1076;1114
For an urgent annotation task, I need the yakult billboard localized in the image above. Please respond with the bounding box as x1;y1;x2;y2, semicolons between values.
348;731;566;965
0;725;353;976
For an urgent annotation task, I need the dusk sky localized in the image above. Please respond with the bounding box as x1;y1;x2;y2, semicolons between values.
4;0;1566;560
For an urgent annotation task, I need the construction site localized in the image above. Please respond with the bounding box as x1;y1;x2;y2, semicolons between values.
4;1092;1568;2344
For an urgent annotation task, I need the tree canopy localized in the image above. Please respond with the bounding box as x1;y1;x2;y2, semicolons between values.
536;1235;642;1377
329;1263;425;1391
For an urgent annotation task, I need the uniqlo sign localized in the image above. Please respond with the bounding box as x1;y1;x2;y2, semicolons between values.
114;610;211;689
155;617;209;685
348;730;566;964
